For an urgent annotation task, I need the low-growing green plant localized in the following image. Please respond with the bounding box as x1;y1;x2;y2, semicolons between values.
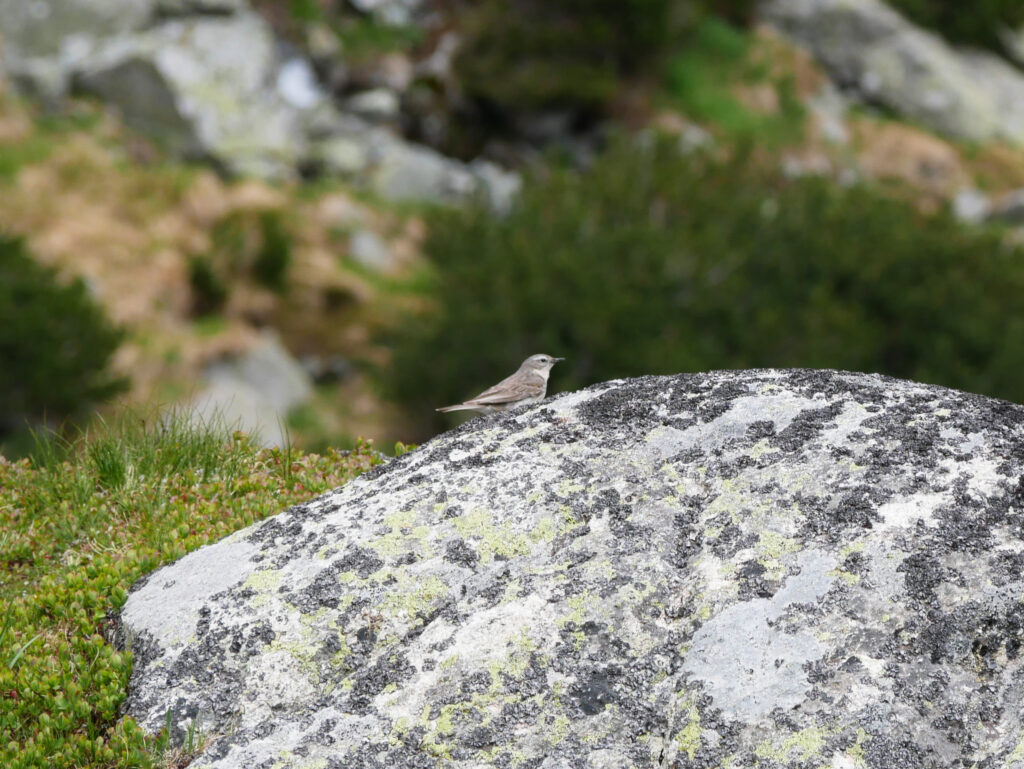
666;17;805;146
391;136;1024;423
0;235;128;434
0;412;381;768
186;253;229;316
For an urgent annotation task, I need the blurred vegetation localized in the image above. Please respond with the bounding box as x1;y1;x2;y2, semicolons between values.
188;210;293;315
0;235;127;435
454;0;758;117
887;0;1024;52
0;413;381;768
392;136;1024;421
665;18;805;146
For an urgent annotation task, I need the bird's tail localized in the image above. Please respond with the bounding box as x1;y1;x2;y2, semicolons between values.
436;404;475;413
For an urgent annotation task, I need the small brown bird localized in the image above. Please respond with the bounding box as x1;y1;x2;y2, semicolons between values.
437;354;564;414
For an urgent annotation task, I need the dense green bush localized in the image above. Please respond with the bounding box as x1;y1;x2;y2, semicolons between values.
0;235;127;432
887;0;1024;52
392;137;1024;420
454;0;758;116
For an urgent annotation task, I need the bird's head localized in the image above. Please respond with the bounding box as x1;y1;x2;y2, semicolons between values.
521;354;564;373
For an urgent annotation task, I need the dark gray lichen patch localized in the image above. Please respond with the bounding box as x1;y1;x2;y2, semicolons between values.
118;369;1024;768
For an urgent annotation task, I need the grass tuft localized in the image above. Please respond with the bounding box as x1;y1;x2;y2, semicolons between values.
0;412;382;767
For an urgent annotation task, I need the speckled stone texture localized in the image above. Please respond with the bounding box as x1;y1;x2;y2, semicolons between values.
117;369;1024;768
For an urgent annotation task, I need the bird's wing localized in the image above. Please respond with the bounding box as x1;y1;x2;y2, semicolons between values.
466;371;544;406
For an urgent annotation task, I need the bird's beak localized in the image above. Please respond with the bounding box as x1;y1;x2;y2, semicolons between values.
554;357;565;362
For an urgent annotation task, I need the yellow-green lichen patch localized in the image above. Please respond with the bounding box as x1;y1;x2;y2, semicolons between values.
756;530;801;580
554;592;592;650
840;539;868;558
749;439;778;460
671;691;703;761
378;572;451;628
452;507;532;563
828;567;860;585
272;751;329;769
529;516;558;544
544;713;573;747
242;567;282;607
754;725;831;764
846;728;870;767
556;479;587;497
1004;735;1024;769
370;509;433;559
499;578;522;605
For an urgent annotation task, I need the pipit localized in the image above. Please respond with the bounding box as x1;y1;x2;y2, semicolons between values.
437;354;564;414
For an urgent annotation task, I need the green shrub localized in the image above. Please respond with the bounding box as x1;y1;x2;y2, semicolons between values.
253;211;293;292
188;210;293;315
391;137;1024;420
887;0;1024;52
454;0;758;116
0;235;127;433
0;414;381;768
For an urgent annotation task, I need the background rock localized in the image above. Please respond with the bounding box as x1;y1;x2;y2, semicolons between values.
184;332;313;447
347;0;425;27
119;369;1024;768
73;12;309;178
0;0;520;204
761;0;1024;145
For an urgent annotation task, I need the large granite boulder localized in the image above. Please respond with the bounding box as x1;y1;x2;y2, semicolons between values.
117;368;1024;767
760;0;1024;145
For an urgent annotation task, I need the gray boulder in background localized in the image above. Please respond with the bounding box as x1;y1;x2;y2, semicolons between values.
118;369;1024;767
0;0;156;101
760;0;1024;145
184;333;313;448
348;0;425;27
73;12;310;178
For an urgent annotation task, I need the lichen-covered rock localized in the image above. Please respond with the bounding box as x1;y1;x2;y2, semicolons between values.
0;0;156;101
760;0;1024;146
117;369;1024;768
73;12;309;178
